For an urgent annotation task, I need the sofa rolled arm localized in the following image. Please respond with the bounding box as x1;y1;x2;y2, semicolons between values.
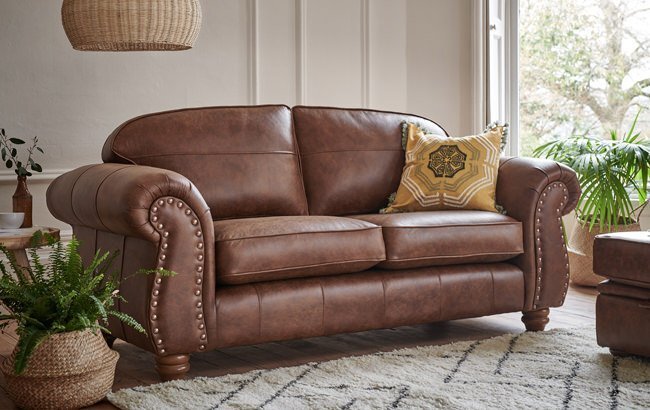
47;163;215;355
496;157;581;311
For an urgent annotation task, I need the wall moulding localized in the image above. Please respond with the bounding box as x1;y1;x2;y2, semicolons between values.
293;0;370;107
471;0;487;134
295;0;307;105
361;0;370;108
0;169;70;184
247;0;259;105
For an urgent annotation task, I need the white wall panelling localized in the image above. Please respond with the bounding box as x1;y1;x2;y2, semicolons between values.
471;0;488;134
368;0;407;113
505;0;520;156
361;0;370;108
406;0;473;136
257;0;298;104
247;0;260;105
303;0;363;107
0;0;474;230
295;0;307;104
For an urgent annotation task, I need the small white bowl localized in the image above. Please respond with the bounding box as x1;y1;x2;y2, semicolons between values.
0;212;24;229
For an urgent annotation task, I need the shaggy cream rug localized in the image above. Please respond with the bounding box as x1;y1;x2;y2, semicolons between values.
108;327;650;409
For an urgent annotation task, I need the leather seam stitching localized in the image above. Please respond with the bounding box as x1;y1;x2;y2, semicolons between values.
437;274;443;319
377;223;521;229
68;165;98;225
601;274;650;286
319;279;325;335
301;149;403;156
94;165;132;232
253;283;262;340
214;227;381;241
489;267;496;313
124;151;298;159
220;258;385;278
380;274;387;325
289;113;310;215
383;251;522;262
292;105;448;136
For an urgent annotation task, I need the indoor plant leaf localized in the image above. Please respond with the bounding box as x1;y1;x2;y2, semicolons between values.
534;109;650;231
0;233;170;375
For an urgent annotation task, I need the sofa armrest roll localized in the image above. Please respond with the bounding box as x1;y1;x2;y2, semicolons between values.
47;163;215;355
496;157;581;311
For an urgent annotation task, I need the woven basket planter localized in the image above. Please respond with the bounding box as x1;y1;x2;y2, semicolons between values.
568;222;641;287
1;329;119;410
61;0;202;51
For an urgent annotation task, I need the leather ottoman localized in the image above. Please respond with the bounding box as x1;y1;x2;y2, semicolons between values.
594;231;650;357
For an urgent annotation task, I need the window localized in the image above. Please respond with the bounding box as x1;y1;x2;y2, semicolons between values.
518;0;650;156
483;0;519;155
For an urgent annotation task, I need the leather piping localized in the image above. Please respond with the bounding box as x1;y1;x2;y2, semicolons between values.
379;222;521;229
220;257;386;278
215;227;381;241
383;251;523;262
292;105;449;137
301;149;404;156
125;151;297;159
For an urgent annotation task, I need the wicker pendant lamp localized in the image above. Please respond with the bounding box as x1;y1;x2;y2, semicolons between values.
61;0;202;51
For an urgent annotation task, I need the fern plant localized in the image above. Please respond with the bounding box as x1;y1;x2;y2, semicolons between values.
0;232;173;374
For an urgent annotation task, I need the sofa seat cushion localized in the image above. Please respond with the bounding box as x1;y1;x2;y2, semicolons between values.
351;211;523;269
213;216;386;285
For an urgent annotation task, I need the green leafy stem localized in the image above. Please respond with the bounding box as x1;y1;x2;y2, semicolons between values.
0;231;175;374
0;128;44;177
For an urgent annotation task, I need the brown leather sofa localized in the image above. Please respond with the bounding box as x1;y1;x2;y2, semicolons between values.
46;105;581;380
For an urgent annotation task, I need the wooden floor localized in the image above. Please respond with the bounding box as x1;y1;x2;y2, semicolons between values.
0;285;598;409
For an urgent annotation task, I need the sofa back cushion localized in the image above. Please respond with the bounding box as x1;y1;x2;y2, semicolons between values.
102;105;308;219
292;106;447;215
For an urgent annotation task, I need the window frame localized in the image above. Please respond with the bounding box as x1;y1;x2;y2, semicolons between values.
472;0;519;156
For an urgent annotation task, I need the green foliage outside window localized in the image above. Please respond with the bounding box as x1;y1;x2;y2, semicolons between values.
520;0;650;156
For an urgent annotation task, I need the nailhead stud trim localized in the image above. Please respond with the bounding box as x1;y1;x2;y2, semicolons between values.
149;196;208;355
533;182;570;309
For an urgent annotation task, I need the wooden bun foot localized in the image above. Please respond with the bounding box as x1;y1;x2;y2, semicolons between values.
521;308;550;331
156;354;191;381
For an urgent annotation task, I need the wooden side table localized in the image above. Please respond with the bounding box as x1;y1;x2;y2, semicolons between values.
0;227;60;279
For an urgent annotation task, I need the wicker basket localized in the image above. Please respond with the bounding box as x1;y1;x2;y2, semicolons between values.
61;0;202;51
568;222;641;287
1;329;119;410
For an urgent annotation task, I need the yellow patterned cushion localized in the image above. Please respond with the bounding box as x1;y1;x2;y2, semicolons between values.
383;123;503;213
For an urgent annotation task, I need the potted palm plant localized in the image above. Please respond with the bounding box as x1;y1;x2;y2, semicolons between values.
0;232;171;409
534;112;650;286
